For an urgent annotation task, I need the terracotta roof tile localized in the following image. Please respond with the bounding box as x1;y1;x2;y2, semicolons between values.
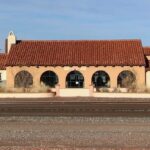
0;54;7;70
6;40;146;66
144;47;150;55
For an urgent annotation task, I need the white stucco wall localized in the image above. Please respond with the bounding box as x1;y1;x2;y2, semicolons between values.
0;70;6;87
7;31;16;53
0;70;6;81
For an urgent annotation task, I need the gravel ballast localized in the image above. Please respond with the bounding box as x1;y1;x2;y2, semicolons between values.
0;116;150;149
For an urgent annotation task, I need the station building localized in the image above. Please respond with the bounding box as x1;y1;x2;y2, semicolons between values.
1;32;150;96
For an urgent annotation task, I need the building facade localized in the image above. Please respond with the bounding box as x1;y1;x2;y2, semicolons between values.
0;32;150;96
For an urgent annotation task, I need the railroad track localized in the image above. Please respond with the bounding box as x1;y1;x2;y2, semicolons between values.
0;99;150;116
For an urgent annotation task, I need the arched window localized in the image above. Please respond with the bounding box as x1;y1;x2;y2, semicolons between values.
92;71;110;88
66;71;84;88
40;71;58;87
117;70;136;88
15;71;33;88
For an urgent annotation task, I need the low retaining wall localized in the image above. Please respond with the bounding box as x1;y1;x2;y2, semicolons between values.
93;92;150;98
59;89;90;97
0;92;150;98
0;93;54;98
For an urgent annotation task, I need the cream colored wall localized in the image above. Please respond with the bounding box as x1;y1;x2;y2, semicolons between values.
6;66;145;90
59;89;90;97
146;71;150;88
82;66;145;89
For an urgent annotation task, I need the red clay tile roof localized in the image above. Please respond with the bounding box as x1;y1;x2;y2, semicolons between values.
6;40;146;66
144;47;150;55
0;54;7;70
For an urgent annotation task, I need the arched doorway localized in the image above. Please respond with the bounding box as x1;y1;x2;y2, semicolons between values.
40;71;58;87
14;70;33;88
92;71;110;88
117;70;136;88
66;71;84;88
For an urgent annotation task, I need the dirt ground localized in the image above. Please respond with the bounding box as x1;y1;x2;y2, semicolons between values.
0;116;150;149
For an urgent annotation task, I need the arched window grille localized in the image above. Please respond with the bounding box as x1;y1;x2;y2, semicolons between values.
66;71;84;88
40;71;58;87
14;71;33;88
117;70;136;88
92;71;110;88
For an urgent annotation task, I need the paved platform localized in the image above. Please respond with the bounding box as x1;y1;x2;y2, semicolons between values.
0;97;150;103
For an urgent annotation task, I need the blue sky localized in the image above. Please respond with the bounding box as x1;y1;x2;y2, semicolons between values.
0;0;150;50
